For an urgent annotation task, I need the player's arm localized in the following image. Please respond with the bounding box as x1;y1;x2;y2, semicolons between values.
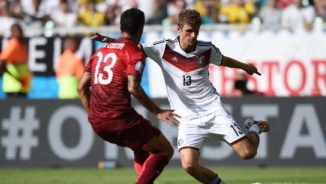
127;74;180;125
90;32;143;50
221;55;261;76
90;32;116;43
77;72;91;113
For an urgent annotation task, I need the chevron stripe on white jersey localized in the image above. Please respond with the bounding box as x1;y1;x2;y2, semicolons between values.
142;37;224;118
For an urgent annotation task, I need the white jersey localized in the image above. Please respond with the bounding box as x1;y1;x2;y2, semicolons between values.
142;37;224;118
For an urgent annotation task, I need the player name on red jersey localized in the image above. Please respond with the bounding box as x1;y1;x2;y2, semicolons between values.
105;43;125;50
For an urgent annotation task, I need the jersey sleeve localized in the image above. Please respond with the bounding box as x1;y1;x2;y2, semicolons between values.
85;54;95;72
141;40;166;64
126;50;146;78
210;44;223;66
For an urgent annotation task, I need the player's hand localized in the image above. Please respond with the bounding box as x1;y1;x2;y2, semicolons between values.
245;63;261;76
157;110;181;126
90;32;108;42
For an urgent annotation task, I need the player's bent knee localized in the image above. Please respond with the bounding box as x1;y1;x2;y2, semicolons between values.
145;133;174;159
240;148;257;160
234;142;257;159
181;162;199;174
158;137;174;160
164;144;174;160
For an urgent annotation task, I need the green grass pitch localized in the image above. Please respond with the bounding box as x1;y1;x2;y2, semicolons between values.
1;167;325;184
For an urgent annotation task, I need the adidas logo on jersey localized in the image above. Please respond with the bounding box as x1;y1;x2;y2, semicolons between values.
171;57;178;62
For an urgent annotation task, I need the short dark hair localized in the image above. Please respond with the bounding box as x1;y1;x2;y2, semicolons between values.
120;8;145;35
11;23;23;33
178;9;202;28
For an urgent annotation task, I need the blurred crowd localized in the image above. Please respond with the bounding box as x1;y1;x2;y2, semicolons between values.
0;0;326;37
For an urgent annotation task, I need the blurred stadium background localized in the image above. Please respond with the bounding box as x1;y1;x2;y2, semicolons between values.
0;0;325;183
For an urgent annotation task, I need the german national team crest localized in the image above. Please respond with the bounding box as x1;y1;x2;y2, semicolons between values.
196;56;205;67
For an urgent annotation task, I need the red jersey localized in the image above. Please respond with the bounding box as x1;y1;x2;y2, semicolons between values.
85;37;146;123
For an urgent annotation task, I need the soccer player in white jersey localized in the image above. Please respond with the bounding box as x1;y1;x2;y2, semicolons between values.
91;9;270;184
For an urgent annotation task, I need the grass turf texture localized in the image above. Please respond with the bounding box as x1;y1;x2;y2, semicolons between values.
0;167;325;184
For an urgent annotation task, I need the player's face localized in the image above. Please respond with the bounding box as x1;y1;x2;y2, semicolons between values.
177;23;200;52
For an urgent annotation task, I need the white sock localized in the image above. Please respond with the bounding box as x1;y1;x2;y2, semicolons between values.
249;124;260;138
209;174;227;184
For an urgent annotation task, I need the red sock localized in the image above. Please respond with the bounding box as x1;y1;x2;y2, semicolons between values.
135;152;169;184
134;151;150;175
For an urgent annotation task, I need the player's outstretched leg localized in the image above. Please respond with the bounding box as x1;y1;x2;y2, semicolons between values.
244;119;270;149
232;119;270;160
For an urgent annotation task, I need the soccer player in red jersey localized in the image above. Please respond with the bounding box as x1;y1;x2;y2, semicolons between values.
77;8;180;184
